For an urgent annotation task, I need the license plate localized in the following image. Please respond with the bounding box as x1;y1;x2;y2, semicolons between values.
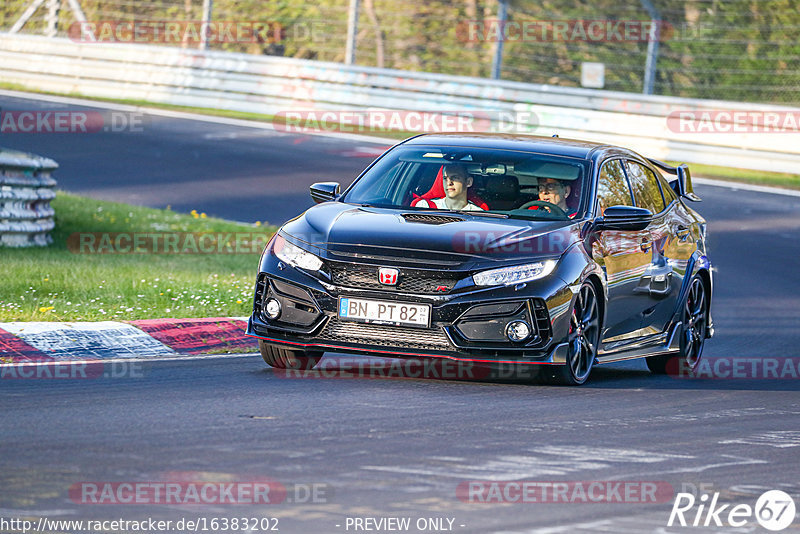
338;297;430;327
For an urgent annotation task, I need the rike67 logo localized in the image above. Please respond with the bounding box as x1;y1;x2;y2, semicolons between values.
668;490;796;531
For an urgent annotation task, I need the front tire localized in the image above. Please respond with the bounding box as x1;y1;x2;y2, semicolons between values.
259;340;321;370
647;274;708;375
551;282;601;386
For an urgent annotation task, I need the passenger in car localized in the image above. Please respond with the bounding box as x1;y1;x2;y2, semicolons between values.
426;164;485;211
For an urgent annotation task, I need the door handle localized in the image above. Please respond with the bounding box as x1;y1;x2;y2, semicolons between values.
676;225;691;241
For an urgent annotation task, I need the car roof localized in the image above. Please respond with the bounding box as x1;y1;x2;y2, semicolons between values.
402;133;618;160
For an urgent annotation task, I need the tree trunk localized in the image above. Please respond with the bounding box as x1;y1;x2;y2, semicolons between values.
363;0;385;68
182;0;192;48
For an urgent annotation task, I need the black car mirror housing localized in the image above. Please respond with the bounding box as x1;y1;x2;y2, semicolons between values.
309;182;341;204
595;205;653;231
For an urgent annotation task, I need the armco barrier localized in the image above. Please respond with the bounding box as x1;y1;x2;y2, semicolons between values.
0;148;57;247
1;32;799;173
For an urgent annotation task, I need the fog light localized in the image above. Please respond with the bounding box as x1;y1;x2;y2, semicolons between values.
506;320;531;342
265;298;281;319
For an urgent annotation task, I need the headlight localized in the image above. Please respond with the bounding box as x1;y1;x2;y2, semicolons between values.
473;260;557;287
272;234;323;271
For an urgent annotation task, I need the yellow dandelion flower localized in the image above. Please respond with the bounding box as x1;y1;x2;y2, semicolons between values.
200;212;207;219
39;306;54;313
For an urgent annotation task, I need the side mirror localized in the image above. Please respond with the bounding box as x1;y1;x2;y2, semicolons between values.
595;205;653;231
670;164;701;202
647;159;702;202
309;182;340;204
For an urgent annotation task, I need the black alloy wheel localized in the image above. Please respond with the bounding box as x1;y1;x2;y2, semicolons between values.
647;275;708;375
552;282;601;385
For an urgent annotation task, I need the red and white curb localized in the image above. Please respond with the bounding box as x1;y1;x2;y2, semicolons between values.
0;317;256;363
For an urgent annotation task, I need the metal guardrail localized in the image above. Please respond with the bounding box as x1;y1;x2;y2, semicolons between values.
1;32;799;173
0;148;57;247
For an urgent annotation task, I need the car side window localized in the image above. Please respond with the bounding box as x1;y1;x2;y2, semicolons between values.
597;159;633;214
627;161;666;214
655;169;678;205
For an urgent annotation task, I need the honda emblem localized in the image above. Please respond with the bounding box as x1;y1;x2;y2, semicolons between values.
378;267;399;286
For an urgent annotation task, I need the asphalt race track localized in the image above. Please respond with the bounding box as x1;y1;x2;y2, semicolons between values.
2;93;800;533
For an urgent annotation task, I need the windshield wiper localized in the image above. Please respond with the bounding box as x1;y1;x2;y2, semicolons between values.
429;209;509;219
359;204;509;218
455;210;509;219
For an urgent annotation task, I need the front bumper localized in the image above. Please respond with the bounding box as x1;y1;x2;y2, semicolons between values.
245;256;575;365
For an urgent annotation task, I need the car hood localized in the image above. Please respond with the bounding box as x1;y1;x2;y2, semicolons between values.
281;203;581;264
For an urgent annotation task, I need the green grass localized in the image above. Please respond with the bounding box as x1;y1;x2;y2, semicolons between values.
0;192;276;322
666;161;800;190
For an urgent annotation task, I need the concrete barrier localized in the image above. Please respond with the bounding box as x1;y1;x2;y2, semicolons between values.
0;148;57;247
1;32;798;173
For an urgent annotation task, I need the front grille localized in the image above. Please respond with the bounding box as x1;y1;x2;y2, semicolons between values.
316;317;452;350
328;263;461;294
402;213;464;224
328;248;465;267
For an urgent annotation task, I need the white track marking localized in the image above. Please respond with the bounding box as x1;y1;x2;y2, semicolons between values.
1;321;174;359
720;430;800;448
363;447;692;480
605;454;768;480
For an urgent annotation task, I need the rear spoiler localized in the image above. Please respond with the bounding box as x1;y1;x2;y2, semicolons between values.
647;159;701;202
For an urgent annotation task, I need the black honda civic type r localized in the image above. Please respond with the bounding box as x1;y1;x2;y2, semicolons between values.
246;133;714;385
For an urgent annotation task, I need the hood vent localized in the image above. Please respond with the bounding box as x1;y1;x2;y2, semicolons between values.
402;213;464;225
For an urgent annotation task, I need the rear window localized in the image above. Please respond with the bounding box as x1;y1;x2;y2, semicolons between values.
655;168;678;205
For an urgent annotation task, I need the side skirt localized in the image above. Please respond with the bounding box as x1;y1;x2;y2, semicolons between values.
596;322;682;364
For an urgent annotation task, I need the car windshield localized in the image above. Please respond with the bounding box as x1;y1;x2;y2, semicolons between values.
342;145;590;220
